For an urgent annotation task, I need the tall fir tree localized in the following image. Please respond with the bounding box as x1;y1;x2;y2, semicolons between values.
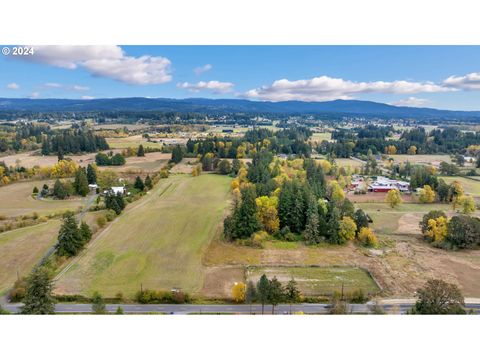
56;212;84;257
53;179;68;199
326;206;341;244
144;175;153;189
134;176;145;191
137;144;145;157
74;167;89;197
21;266;55;314
234;186;261;238
257;274;270;315
87;164;97;185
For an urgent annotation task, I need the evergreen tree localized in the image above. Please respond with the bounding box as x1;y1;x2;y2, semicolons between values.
326;206;341;244
87;164;97;184
144;175;153;189
353;209;369;233
20;266;55;314
304;194;321;244
79;221;92;244
268;277;284;314
231;158;241;175
245;280;257;314
171;145;183;164
137;144;145;157
41;138;51;155
234;186;261;238
74;167;89;197
285;278;300;314
134;176;145;191
257;274;270;315
56;212;84;257
53;179;68;199
115;192;126;211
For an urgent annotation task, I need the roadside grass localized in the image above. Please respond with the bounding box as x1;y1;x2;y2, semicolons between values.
54;174;231;298
247;266;379;296
0;180;88;218
0;220;60;295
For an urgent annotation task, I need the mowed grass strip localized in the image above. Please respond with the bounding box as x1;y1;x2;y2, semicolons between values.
0;180;88;218
247;266;379;296
54;174;231;298
0;220;60;295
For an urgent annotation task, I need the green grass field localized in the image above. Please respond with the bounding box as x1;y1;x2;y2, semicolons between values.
335;158;364;168
54;174;231;297
0;220;60;295
311;132;332;142
388;154;452;164
438;176;480;197
0;180;88;218
247;266;379;296
106;135;164;149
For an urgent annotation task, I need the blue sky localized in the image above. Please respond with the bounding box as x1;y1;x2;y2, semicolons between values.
1;46;480;110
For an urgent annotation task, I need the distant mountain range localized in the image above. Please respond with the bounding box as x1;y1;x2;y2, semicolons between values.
1;97;480;120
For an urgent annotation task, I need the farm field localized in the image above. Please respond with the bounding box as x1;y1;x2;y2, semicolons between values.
106;135;164;149
438;176;480;197
93;124;150;131
310;132;332;142
247;266;379;296
54;174;232;298
0;180;88;218
101;152;171;173
0;151;96;168
0;220;60;295
388;154;452;165
334;158;364;168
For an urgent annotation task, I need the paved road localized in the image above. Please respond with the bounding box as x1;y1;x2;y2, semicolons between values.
3;301;480;314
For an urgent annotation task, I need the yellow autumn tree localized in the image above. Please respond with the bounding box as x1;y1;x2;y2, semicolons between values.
317;159;332;174
328;180;345;203
449;181;464;209
255;196;280;234
385;145;397;155
231;282;246;303
459;195;476;214
338;216;357;243
386;188;402;208
407;145;417;155
357;227;378;248
425;216;448;244
419;185;436;203
50;160;79;178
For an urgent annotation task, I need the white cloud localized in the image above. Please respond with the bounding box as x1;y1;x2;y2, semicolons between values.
244;75;456;102
27;46;172;85
30;92;40;99
6;83;20;90
390;97;429;107
44;82;62;88
177;80;234;93
194;64;212;75
443;72;480;90
71;85;90;91
81;95;95;100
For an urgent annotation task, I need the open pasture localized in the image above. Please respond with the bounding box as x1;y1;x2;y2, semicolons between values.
438;176;480;197
388;154;452;166
0;220;60;295
247;266;380;296
54;174;232;297
0;180;88;218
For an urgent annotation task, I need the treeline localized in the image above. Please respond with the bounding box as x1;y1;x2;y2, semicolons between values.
224;156;376;247
320;125;480;158
42;128;109;155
